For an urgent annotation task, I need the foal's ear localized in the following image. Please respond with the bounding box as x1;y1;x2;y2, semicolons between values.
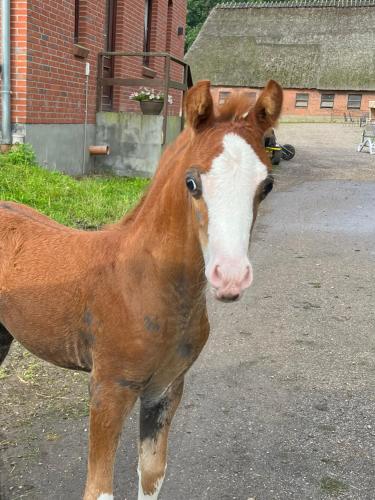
185;80;214;132
251;80;283;132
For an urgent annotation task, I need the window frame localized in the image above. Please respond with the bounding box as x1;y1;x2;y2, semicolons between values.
166;0;173;52
295;93;309;108
244;91;257;104
347;94;362;110
143;0;153;66
74;0;80;44
218;91;231;105
320;93;335;109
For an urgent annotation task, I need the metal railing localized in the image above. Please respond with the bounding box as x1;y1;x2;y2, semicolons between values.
96;52;193;144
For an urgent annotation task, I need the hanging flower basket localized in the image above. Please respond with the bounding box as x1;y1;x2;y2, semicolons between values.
129;87;173;116
139;100;164;115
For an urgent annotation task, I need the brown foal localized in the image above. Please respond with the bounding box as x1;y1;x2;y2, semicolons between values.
0;79;282;499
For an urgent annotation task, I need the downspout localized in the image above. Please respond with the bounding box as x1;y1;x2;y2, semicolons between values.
1;0;12;146
82;62;90;175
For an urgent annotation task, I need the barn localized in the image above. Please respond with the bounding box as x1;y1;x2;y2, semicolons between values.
186;0;375;121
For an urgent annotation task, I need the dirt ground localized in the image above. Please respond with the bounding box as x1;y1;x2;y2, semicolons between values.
1;123;375;499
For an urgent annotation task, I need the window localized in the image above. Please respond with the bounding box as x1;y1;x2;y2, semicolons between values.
166;0;173;53
143;0;153;65
218;91;231;104
74;0;80;44
295;93;309;108
347;94;362;109
245;91;257;104
320;93;335;108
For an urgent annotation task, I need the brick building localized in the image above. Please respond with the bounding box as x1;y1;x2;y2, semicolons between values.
0;0;187;173
186;0;375;121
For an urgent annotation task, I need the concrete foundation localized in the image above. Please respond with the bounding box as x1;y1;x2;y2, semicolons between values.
21;123;96;176
10;113;182;178
93;112;182;177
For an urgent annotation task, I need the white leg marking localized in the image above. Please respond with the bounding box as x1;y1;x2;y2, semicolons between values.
97;494;114;500
137;462;165;500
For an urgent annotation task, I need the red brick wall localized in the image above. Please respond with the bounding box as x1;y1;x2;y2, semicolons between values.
113;0;186;115
211;86;375;120
26;0;105;124
3;0;186;125
6;1;28;124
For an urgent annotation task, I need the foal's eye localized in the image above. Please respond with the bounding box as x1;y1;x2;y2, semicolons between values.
186;178;197;192
185;169;202;199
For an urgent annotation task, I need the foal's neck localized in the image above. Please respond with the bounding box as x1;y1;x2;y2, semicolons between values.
121;136;204;284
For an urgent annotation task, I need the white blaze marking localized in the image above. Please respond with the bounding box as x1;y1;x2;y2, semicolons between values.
201;132;268;264
137;462;165;500
97;494;113;500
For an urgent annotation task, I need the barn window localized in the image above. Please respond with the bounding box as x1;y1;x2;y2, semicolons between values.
218;91;231;104
347;94;362;109
245;91;257;104
74;0;80;43
295;93;309;108
143;0;153;65
320;93;335;108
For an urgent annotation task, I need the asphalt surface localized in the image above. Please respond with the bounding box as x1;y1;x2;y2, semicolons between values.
1;123;375;499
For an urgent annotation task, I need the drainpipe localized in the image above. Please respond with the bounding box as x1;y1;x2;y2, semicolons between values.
1;0;12;145
81;62;92;175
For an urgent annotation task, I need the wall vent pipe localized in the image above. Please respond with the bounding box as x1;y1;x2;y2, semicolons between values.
1;0;12;145
89;145;110;155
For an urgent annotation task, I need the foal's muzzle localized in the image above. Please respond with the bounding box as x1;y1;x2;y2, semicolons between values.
207;257;253;302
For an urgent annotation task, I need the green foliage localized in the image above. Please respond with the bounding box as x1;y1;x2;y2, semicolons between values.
0;367;9;380
186;0;219;51
4;143;37;166
0;144;149;229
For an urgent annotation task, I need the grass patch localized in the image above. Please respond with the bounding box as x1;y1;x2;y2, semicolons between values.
0;366;9;380
320;476;349;495
0;145;149;228
21;360;43;383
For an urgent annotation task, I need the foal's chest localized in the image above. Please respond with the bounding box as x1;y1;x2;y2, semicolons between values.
161;304;209;375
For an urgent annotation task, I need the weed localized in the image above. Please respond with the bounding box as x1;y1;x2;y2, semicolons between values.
320;476;349;495
0;367;9;380
22;361;43;382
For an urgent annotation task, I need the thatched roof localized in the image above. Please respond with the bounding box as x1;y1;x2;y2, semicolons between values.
186;0;375;91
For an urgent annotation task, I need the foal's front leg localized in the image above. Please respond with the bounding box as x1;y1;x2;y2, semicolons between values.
84;376;138;500
138;378;184;499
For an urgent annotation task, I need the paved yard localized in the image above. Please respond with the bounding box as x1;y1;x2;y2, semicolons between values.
1;123;375;499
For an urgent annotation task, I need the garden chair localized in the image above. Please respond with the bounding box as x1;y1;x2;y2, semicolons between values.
357;124;375;154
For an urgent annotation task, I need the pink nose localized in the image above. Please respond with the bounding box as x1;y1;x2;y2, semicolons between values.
207;261;253;301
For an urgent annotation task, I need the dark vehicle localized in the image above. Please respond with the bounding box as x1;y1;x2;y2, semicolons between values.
264;129;295;165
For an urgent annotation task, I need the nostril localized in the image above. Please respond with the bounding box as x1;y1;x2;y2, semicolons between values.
214;265;223;280
209;264;223;288
242;265;253;288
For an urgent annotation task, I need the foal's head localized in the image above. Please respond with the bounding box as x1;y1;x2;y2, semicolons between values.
184;80;283;302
